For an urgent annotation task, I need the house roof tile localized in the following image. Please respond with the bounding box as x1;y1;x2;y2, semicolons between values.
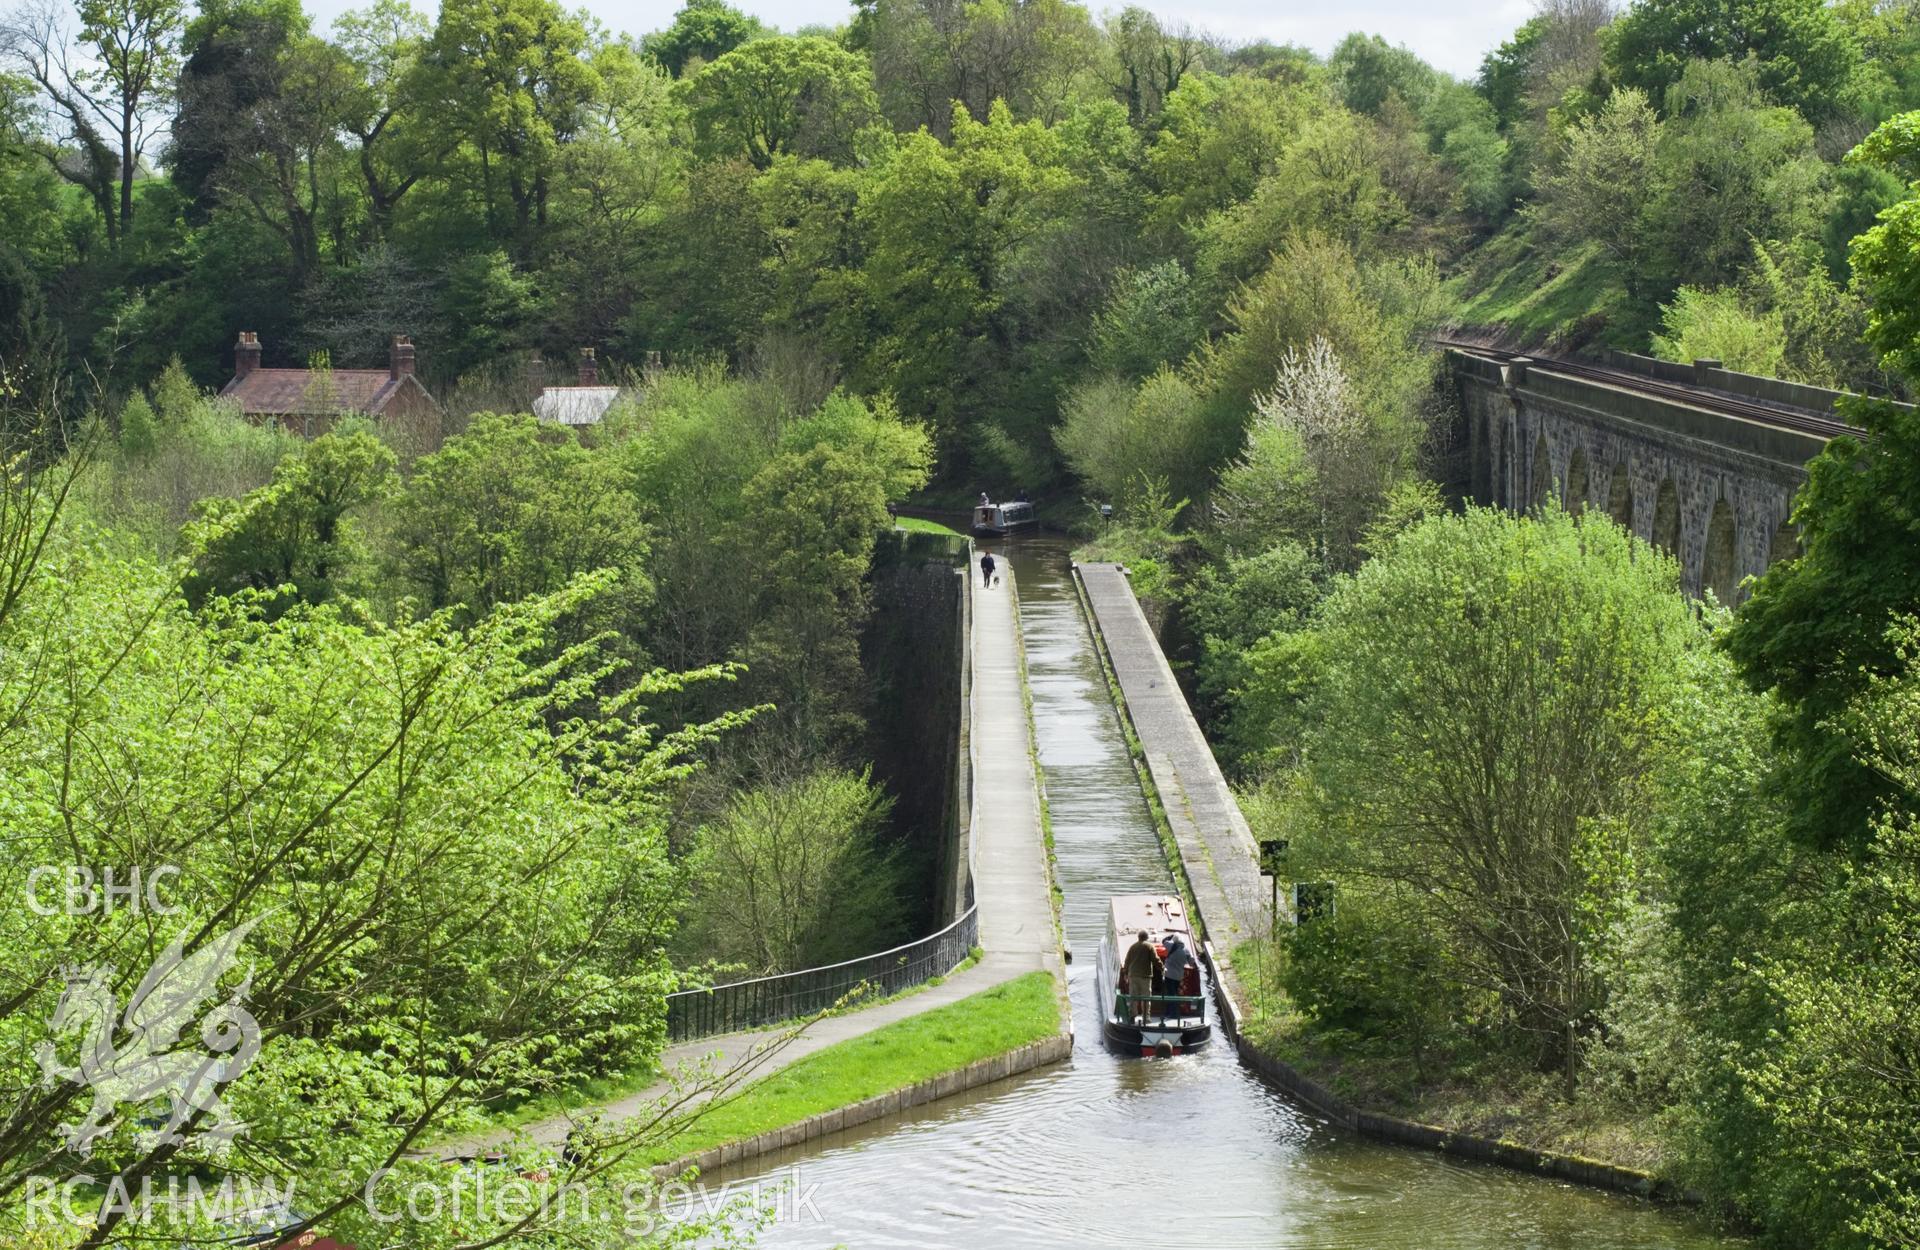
220;368;413;415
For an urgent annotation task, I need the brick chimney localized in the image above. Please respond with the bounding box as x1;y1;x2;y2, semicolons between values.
390;335;416;381
235;331;261;379
579;347;598;386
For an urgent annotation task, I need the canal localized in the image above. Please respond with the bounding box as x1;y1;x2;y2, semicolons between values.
708;537;1744;1249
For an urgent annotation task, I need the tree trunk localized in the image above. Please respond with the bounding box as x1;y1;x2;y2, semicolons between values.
119;102;136;236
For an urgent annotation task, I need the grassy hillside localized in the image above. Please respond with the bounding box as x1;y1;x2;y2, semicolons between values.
1446;223;1651;351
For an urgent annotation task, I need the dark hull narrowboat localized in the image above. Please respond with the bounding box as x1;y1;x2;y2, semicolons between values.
971;499;1037;537
1096;895;1212;1057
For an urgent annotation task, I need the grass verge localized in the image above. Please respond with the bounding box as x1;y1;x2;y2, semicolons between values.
894;515;965;537
441;949;989;1148
644;971;1061;1166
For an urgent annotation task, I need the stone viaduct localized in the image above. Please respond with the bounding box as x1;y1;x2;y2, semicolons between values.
1445;348;1864;602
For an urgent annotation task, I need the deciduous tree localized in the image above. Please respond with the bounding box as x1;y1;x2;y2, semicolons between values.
680;35;878;169
1278;505;1695;1068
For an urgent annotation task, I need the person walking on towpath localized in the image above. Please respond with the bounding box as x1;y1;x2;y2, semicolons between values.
980;551;996;587
1123;930;1161;1023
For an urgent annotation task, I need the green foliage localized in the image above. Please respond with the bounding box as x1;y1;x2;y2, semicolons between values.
1179;540;1323;767
734;431;917;746
116;391;158;457
1823;160;1906;279
1145;71;1310;232
1073;473;1188;618
1646;630;1920;1247
1213;335;1425;570
413;0;600;261
1441;115;1511;219
1054;368;1214;510
1739;237;1882;391
1086;260;1203;379
681;768;907;974
643;0;765;77
0;483;746;1245
680;35;879;169
1652;286;1789;375
182;428;397;607
1850;108;1920;379
1643;59;1829;292
1327;32;1436;118
853;102;1073;455
1606;0;1863;120
859;0;1097;137
76;378;298;548
611;370;930;752
1527;59;1831;319
1737;627;1920;1247
1201;233;1438;426
1192;106;1409;290
0;244;68;429
1527;86;1662;282
389;412;652;645
1653;241;1885;391
1479;16;1545;131
1725;394;1920;850
1282;888;1463;1069
0;79;67;274
438;249;539;376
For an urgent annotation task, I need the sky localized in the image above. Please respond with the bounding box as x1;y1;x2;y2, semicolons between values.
304;0;1537;81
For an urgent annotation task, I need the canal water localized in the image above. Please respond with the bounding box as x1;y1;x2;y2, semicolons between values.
707;538;1743;1249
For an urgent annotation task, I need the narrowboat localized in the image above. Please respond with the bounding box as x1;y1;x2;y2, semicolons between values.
1096;894;1211;1057
970;498;1037;537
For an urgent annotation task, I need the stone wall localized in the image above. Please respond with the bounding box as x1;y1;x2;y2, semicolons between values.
863;532;970;924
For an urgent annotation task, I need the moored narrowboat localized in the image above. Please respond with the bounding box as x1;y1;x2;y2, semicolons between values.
1096;894;1211;1057
971;498;1037;537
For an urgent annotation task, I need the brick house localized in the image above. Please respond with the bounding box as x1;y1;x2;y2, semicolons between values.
220;331;441;442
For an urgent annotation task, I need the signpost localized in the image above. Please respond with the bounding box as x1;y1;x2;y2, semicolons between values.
1257;837;1288;939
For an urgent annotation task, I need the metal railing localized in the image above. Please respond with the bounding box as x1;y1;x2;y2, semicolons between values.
1111;990;1206;1022
665;905;979;1042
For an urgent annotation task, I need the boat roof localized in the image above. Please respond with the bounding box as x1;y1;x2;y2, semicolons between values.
1108;894;1194;945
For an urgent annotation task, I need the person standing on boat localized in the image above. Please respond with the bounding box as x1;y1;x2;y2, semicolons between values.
1160;932;1192;1012
980;551;996;587
1123;930;1161;1024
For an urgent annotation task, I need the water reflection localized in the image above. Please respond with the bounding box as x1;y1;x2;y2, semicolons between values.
705;537;1741;1250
